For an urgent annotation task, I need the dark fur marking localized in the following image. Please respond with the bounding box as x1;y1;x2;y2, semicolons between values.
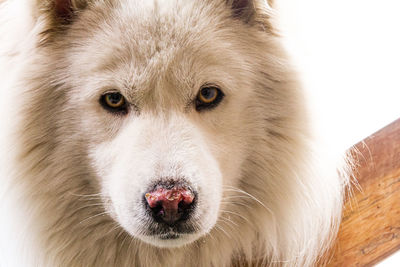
229;0;255;23
54;0;73;19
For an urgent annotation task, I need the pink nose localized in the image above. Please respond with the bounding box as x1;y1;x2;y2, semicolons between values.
145;187;195;225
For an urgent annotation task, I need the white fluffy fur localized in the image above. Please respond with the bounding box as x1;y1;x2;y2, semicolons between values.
0;0;350;266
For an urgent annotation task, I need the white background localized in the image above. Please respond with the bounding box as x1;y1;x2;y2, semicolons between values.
277;0;400;150
276;0;400;265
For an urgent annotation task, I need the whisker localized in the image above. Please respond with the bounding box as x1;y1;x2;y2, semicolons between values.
203;230;217;243
120;231;131;251
221;195;251;200
79;211;110;224
214;224;233;240
218;216;238;228
222;185;273;214
69;192;104;198
68;203;105;216
220;201;251;209
220;209;251;224
105;222;122;236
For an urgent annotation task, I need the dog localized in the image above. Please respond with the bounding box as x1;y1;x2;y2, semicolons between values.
0;0;350;266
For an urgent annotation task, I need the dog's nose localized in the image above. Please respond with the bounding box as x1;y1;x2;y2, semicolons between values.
145;186;195;225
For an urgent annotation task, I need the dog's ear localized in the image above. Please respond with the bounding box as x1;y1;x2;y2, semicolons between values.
230;0;255;21
53;0;76;19
36;0;89;23
33;0;90;44
228;0;274;30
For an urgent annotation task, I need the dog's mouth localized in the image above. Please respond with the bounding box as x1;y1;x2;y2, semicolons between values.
146;221;197;235
138;229;203;248
158;232;181;240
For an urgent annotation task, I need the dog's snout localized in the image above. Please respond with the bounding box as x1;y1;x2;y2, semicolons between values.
145;184;195;225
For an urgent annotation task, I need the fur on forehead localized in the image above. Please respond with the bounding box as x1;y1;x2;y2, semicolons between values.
35;0;275;36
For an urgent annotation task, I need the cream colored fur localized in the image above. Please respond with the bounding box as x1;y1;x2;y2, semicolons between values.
0;0;349;266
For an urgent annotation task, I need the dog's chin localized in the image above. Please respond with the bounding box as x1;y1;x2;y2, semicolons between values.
138;232;203;248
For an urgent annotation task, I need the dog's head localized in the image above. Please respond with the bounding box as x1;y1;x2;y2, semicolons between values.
33;0;284;248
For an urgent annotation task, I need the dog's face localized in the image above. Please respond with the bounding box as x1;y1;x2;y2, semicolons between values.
53;0;272;248
6;0;345;263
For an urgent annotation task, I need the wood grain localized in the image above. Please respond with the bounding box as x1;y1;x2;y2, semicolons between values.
326;119;400;266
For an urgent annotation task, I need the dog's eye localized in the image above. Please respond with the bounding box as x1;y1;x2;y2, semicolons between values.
196;86;224;111
100;92;127;114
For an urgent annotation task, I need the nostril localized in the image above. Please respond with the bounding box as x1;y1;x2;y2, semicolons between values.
144;186;195;225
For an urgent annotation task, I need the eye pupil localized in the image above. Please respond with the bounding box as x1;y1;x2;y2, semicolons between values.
107;93;122;104
201;88;216;100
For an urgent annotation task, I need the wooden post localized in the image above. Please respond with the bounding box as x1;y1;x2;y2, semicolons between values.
326;119;400;266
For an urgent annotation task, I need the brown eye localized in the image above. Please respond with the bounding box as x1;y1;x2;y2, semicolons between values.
196;86;224;111
100;92;127;113
198;87;218;103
